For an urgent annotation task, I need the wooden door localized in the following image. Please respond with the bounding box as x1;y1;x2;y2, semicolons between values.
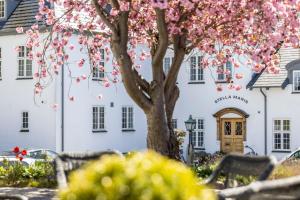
221;119;244;153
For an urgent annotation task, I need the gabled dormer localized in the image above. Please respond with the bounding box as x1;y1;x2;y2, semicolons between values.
0;0;21;28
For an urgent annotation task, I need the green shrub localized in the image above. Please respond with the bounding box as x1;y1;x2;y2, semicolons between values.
60;151;215;200
0;160;56;188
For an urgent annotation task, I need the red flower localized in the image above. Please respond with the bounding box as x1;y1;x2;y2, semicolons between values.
19;156;23;161
21;150;27;156
13;146;20;154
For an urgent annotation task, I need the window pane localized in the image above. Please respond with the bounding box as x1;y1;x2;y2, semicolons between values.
283;133;290;150
283;120;290;131
0;0;4;18
235;122;243;135
164;57;171;74
198;131;204;147
225;61;232;79
274;133;281;150
122;107;127;129
274;120;281;131
172;119;177;129
217;65;224;80
190;57;196;81
293;71;300;91
224;122;231;135
128;107;133;129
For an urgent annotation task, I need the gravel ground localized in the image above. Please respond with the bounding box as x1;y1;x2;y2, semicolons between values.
0;187;57;200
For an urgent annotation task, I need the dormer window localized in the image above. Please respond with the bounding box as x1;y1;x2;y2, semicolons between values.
0;0;5;18
293;70;300;92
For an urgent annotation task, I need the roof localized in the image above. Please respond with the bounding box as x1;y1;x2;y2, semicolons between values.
247;47;300;89
0;0;44;35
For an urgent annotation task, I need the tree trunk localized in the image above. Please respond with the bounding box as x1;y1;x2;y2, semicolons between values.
146;87;180;159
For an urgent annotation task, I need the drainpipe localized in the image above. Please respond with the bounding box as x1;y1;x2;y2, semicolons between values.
61;62;65;152
260;88;267;155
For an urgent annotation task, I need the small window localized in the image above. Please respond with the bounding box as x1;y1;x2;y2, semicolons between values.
17;46;32;78
163;57;171;74
92;49;105;80
217;61;232;82
0;0;5;18
122;106;134;130
293;70;300;92
172;119;177;129
92;106;105;131
21;111;29;131
0;47;2;79
191;118;205;148
273;119;291;151
190;56;204;82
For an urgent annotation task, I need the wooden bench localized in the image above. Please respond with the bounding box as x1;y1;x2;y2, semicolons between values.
54;150;122;188
205;154;277;189
218;175;300;200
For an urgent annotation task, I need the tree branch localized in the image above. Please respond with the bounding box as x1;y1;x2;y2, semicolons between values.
92;0;117;34
152;9;168;67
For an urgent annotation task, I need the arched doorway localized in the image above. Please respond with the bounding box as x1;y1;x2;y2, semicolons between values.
213;108;249;153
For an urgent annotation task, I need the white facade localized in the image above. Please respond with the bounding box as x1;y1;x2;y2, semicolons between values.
0;0;300;159
0;30;299;161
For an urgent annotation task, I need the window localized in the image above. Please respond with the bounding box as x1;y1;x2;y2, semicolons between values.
172;119;177;129
217;61;232;81
191;118;205;148
17;46;32;78
92;49;105;80
164;57;171;74
293;70;300;92
21;112;29;131
0;0;5;18
190;56;204;82
92;106;105;131
273;119;290;151
122;106;134;130
0;47;2;79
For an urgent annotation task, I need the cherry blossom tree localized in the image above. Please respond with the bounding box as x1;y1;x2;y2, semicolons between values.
19;0;300;158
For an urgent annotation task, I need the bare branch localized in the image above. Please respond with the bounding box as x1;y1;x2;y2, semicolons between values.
92;0;117;33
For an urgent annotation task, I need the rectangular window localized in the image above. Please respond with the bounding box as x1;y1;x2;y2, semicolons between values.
92;106;105;131
92;49;105;80
0;0;5;18
21;112;29;130
122;106;134;130
0;47;2;79
191;118;205;148
273;119;291;151
17;46;32;78
172;119;177;129
164;57;171;74
217;61;232;81
190;56;204;82
293;70;300;92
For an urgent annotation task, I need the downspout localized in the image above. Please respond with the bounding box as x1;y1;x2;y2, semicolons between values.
260;88;267;155
61;62;65;152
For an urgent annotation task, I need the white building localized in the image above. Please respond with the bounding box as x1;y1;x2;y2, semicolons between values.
0;0;299;160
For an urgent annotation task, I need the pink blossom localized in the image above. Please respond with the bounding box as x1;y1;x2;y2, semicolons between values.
69;96;75;101
16;27;24;33
77;59;85;67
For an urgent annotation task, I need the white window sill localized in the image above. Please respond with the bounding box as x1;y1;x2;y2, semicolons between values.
16;77;33;80
92;78;105;81
122;129;135;132
188;81;205;84
92;129;107;133
20;129;29;132
272;149;291;153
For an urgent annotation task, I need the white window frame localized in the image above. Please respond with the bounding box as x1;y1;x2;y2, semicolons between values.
122;106;134;130
17;46;32;78
92;106;106;131
92;49;105;80
190;56;204;82
192;118;205;148
0;0;5;19
21;111;29;131
172;118;177;129
163;57;172;74
293;70;300;92
217;61;232;81
273;119;291;151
